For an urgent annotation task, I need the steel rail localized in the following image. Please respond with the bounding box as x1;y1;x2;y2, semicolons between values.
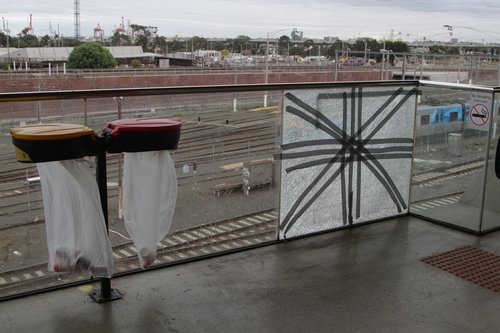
0;80;420;103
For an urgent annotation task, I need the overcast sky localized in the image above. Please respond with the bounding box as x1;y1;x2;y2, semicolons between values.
3;0;500;42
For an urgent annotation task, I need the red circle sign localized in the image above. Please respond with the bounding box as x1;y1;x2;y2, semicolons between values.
470;104;489;126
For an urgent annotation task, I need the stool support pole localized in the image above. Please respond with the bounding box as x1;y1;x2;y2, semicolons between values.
90;136;122;303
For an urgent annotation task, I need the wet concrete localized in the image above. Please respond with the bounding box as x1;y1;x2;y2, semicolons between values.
1;216;499;333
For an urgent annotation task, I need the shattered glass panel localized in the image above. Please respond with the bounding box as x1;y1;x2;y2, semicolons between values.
278;86;417;238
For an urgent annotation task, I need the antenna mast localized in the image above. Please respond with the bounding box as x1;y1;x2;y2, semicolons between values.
74;0;80;40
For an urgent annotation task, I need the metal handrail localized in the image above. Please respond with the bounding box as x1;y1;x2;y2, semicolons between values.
2;80;497;103
419;80;496;92
0;80;421;103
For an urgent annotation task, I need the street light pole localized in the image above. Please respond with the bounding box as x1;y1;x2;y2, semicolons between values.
380;48;390;80
363;39;367;64
264;32;269;107
264;28;289;108
497;47;500;86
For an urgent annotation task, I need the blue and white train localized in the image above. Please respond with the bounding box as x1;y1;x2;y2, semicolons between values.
416;100;500;139
417;102;491;137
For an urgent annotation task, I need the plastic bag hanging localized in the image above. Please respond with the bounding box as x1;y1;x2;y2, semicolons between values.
37;159;114;278
122;150;177;268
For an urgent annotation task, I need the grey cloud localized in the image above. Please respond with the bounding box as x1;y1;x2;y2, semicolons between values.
3;0;500;41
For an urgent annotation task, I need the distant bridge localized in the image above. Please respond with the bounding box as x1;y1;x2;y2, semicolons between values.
408;42;500;49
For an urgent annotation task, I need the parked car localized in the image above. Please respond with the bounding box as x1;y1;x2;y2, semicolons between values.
341;57;365;66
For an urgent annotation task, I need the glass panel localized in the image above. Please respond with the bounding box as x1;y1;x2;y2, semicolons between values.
410;86;492;232
104;92;281;271
0;90;281;299
481;92;500;233
279;85;417;239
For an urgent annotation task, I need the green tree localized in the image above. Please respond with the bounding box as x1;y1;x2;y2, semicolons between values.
153;36;167;53
324;45;336;58
303;39;315;49
134;35;150;51
302;39;316;56
210;40;226;51
0;32;12;47
63;37;81;47
168;39;185;52
234;35;251;45
352;39;366;51
39;35;52;47
220;49;230;58
232;35;251;53
191;36;208;50
130;59;142;68
384;40;409;53
110;32;132;46
289;45;304;57
278;35;291;55
67;42;117;69
429;45;447;54
16;29;39;48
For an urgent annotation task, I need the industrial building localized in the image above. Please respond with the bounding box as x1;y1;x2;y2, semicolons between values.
0;46;164;68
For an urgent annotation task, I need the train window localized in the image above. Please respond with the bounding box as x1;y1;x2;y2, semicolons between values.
449;112;458;122
420;115;430;125
497;106;500;116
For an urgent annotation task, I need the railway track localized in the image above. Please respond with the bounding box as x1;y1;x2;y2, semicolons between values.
410;192;464;213
0;120;278;185
0;155;486;227
0;209;278;297
0;107;279;218
408;160;484;213
412;160;484;187
0;106;278;174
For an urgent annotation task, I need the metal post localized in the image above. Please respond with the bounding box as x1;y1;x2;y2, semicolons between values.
117;97;122;119
25;170;31;222
497;47;500;86
402;53;406;80
212;144;215;174
264;33;269;107
334;51;338;81
470;56;475;84
83;98;88;126
477;93;497;233
387;51;391;80
6;21;10;66
116;97;123;219
363;39;367;64
90;136;122;302
192;161;199;190
233;68;237;112
37;84;42;124
419;54;424;80
380;52;385;80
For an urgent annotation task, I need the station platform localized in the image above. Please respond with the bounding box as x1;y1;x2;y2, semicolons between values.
1;215;499;333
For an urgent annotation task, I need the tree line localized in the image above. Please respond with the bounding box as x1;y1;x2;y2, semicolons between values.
2;30;496;59
0;30;412;57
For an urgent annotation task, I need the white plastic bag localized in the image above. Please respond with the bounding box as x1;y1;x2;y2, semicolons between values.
37;158;114;278
122;150;177;268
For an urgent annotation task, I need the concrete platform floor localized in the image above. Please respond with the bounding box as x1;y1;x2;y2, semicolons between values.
1;216;499;333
